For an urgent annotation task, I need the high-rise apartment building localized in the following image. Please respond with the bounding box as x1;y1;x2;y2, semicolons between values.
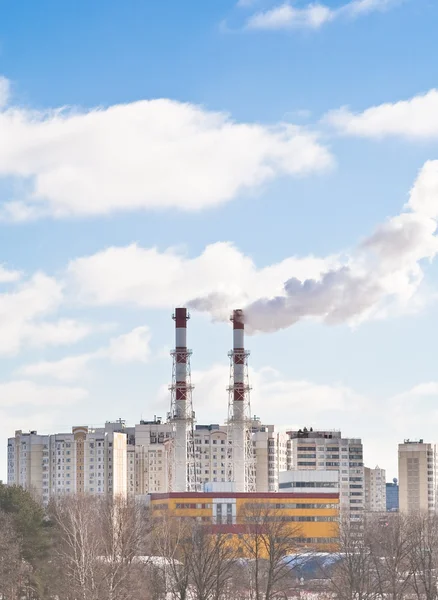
398;440;437;514
8;418;290;502
364;466;386;512
126;418;172;496
8;421;128;504
286;429;364;518
252;422;288;492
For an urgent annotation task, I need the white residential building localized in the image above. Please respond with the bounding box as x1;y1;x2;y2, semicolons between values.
286;428;364;518
252;423;288;492
398;440;438;514
8;421;127;504
7;419;310;501
127;418;173;495
364;466;386;512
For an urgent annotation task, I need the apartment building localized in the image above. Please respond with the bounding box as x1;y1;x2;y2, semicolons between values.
364;466;386;512
286;428;364;518
398;440;437;514
126;418;173;495
252;423;288;492
9;420;363;504
8;421;127;504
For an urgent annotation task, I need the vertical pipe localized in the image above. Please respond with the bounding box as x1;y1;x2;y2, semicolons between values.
232;309;245;492
175;308;187;410
174;308;188;491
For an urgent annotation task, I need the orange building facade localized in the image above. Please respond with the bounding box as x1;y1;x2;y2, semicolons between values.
149;491;339;551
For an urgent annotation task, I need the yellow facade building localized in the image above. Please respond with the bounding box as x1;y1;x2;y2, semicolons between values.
149;491;339;551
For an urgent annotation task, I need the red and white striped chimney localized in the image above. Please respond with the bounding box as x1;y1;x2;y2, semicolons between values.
173;307;189;491
231;308;246;492
175;308;188;407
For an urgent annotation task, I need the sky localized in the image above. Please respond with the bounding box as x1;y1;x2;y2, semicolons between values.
1;0;438;480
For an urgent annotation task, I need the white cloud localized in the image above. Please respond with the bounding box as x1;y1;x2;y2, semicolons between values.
106;326;151;364
65;161;438;334
67;241;334;317
247;3;333;30
246;0;402;30
0;380;87;406
0;264;21;283
0;97;332;221
0;77;10;109
340;0;402;16
190;161;438;332
326;89;438;139
18;326;152;382
408;161;438;218
0;273;92;356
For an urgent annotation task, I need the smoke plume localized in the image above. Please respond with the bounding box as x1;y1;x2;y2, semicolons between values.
189;160;438;333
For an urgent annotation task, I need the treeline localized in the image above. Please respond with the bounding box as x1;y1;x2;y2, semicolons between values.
2;485;438;600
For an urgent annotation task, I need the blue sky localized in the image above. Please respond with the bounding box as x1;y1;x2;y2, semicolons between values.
1;0;438;479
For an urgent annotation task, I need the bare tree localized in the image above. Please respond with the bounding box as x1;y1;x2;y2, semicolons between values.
98;496;150;600
367;513;413;600
50;495;103;600
238;502;302;600
152;515;192;600
407;512;438;600
327;517;378;600
186;521;237;600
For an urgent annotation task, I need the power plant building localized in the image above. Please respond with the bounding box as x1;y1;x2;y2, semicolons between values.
149;490;340;552
7;307;364;523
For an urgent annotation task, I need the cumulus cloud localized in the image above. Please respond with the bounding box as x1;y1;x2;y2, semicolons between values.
106;326;151;364
326;89;438;139
0;83;332;221
18;326;152;382
0;264;21;283
67;241;335;318
0;272;92;356
64;161;438;334
246;0;402;31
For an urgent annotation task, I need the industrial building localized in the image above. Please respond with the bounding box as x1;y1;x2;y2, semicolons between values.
7;307;364;527
148;490;340;552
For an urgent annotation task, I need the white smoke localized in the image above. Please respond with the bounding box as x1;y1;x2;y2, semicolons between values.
189;160;438;333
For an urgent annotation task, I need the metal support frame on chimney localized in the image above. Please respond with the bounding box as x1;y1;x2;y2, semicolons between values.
167;308;198;492
227;309;256;493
